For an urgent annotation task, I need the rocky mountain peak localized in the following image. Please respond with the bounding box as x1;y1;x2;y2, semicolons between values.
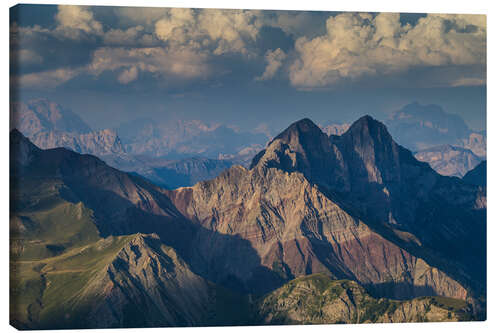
343;115;393;145
339;115;411;185
11;99;92;136
273;118;323;143
249;117;349;191
255;118;331;163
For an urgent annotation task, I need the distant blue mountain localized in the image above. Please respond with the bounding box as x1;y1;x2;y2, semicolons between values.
385;102;477;151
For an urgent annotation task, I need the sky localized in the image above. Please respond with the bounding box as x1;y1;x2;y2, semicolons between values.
9;4;487;132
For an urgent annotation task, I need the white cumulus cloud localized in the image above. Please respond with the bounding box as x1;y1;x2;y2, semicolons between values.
153;8;262;56
55;5;103;38
89;46;211;84
289;13;486;89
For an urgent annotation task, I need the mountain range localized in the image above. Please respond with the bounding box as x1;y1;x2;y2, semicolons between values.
10;114;486;328
11;99;487;185
321;102;486;178
385;102;486;158
9;99;254;188
116;117;268;160
414;145;483;178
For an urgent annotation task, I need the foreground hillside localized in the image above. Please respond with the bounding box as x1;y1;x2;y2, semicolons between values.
257;274;472;324
10;114;486;329
10;130;252;329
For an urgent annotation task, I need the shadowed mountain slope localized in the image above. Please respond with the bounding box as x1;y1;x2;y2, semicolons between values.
10;111;486;328
168;116;485;307
463;161;486;187
10;130;255;329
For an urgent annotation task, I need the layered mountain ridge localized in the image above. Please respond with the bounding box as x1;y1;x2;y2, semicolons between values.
169;116;485;301
10;113;486;328
10;99;240;188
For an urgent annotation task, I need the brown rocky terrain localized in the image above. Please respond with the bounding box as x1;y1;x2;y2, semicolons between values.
10;113;486;328
168;116;485;305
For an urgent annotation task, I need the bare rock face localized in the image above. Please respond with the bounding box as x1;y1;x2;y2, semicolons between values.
415;145;483;177
169;116;485;304
78;234;213;328
168;164;467;300
10;99;138;171
250;118;350;192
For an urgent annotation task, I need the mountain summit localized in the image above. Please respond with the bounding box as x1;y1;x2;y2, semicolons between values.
250;117;349;191
10;115;486;328
169;115;485;305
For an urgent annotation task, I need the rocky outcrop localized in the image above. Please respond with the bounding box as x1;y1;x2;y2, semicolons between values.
414;145;482;177
75;234;214;328
257;274;472;324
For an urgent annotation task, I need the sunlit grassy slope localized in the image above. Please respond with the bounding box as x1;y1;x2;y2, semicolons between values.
10;177;134;328
257;273;473;325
